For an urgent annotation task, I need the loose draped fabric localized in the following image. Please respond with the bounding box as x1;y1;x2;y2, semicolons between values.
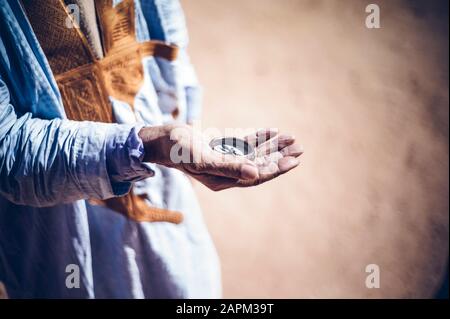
0;0;220;298
21;0;184;224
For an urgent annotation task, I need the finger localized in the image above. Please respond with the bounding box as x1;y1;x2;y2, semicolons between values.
189;154;259;180
244;128;279;148
254;152;283;175
280;143;304;158
212;160;259;180
256;157;299;184
278;156;300;173
256;134;295;156
238;156;300;187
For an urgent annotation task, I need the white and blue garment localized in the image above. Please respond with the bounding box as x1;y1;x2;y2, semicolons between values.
0;0;221;298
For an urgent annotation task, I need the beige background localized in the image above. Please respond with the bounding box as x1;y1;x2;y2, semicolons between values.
182;0;449;298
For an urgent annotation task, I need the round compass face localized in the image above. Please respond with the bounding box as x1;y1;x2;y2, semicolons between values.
209;137;255;160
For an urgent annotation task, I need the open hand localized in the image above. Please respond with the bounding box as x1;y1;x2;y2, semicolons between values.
139;124;303;191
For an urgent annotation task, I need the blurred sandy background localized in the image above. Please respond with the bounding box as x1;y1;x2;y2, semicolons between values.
181;0;449;298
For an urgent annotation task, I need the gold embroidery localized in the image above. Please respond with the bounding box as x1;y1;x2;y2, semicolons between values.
21;0;183;224
96;0;137;54
56;64;113;122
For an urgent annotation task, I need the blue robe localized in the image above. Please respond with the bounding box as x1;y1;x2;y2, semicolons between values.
0;0;221;298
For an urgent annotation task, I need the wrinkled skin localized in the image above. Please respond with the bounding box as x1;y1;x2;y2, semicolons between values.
139;124;303;191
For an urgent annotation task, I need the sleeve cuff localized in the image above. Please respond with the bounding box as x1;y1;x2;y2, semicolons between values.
105;124;155;196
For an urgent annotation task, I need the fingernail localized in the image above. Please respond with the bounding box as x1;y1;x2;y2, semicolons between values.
241;164;259;180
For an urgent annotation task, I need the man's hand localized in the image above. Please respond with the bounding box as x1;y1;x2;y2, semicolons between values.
138;124;303;191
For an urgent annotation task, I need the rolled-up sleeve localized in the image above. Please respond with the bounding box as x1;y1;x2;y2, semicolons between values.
0;77;154;207
105;123;154;196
